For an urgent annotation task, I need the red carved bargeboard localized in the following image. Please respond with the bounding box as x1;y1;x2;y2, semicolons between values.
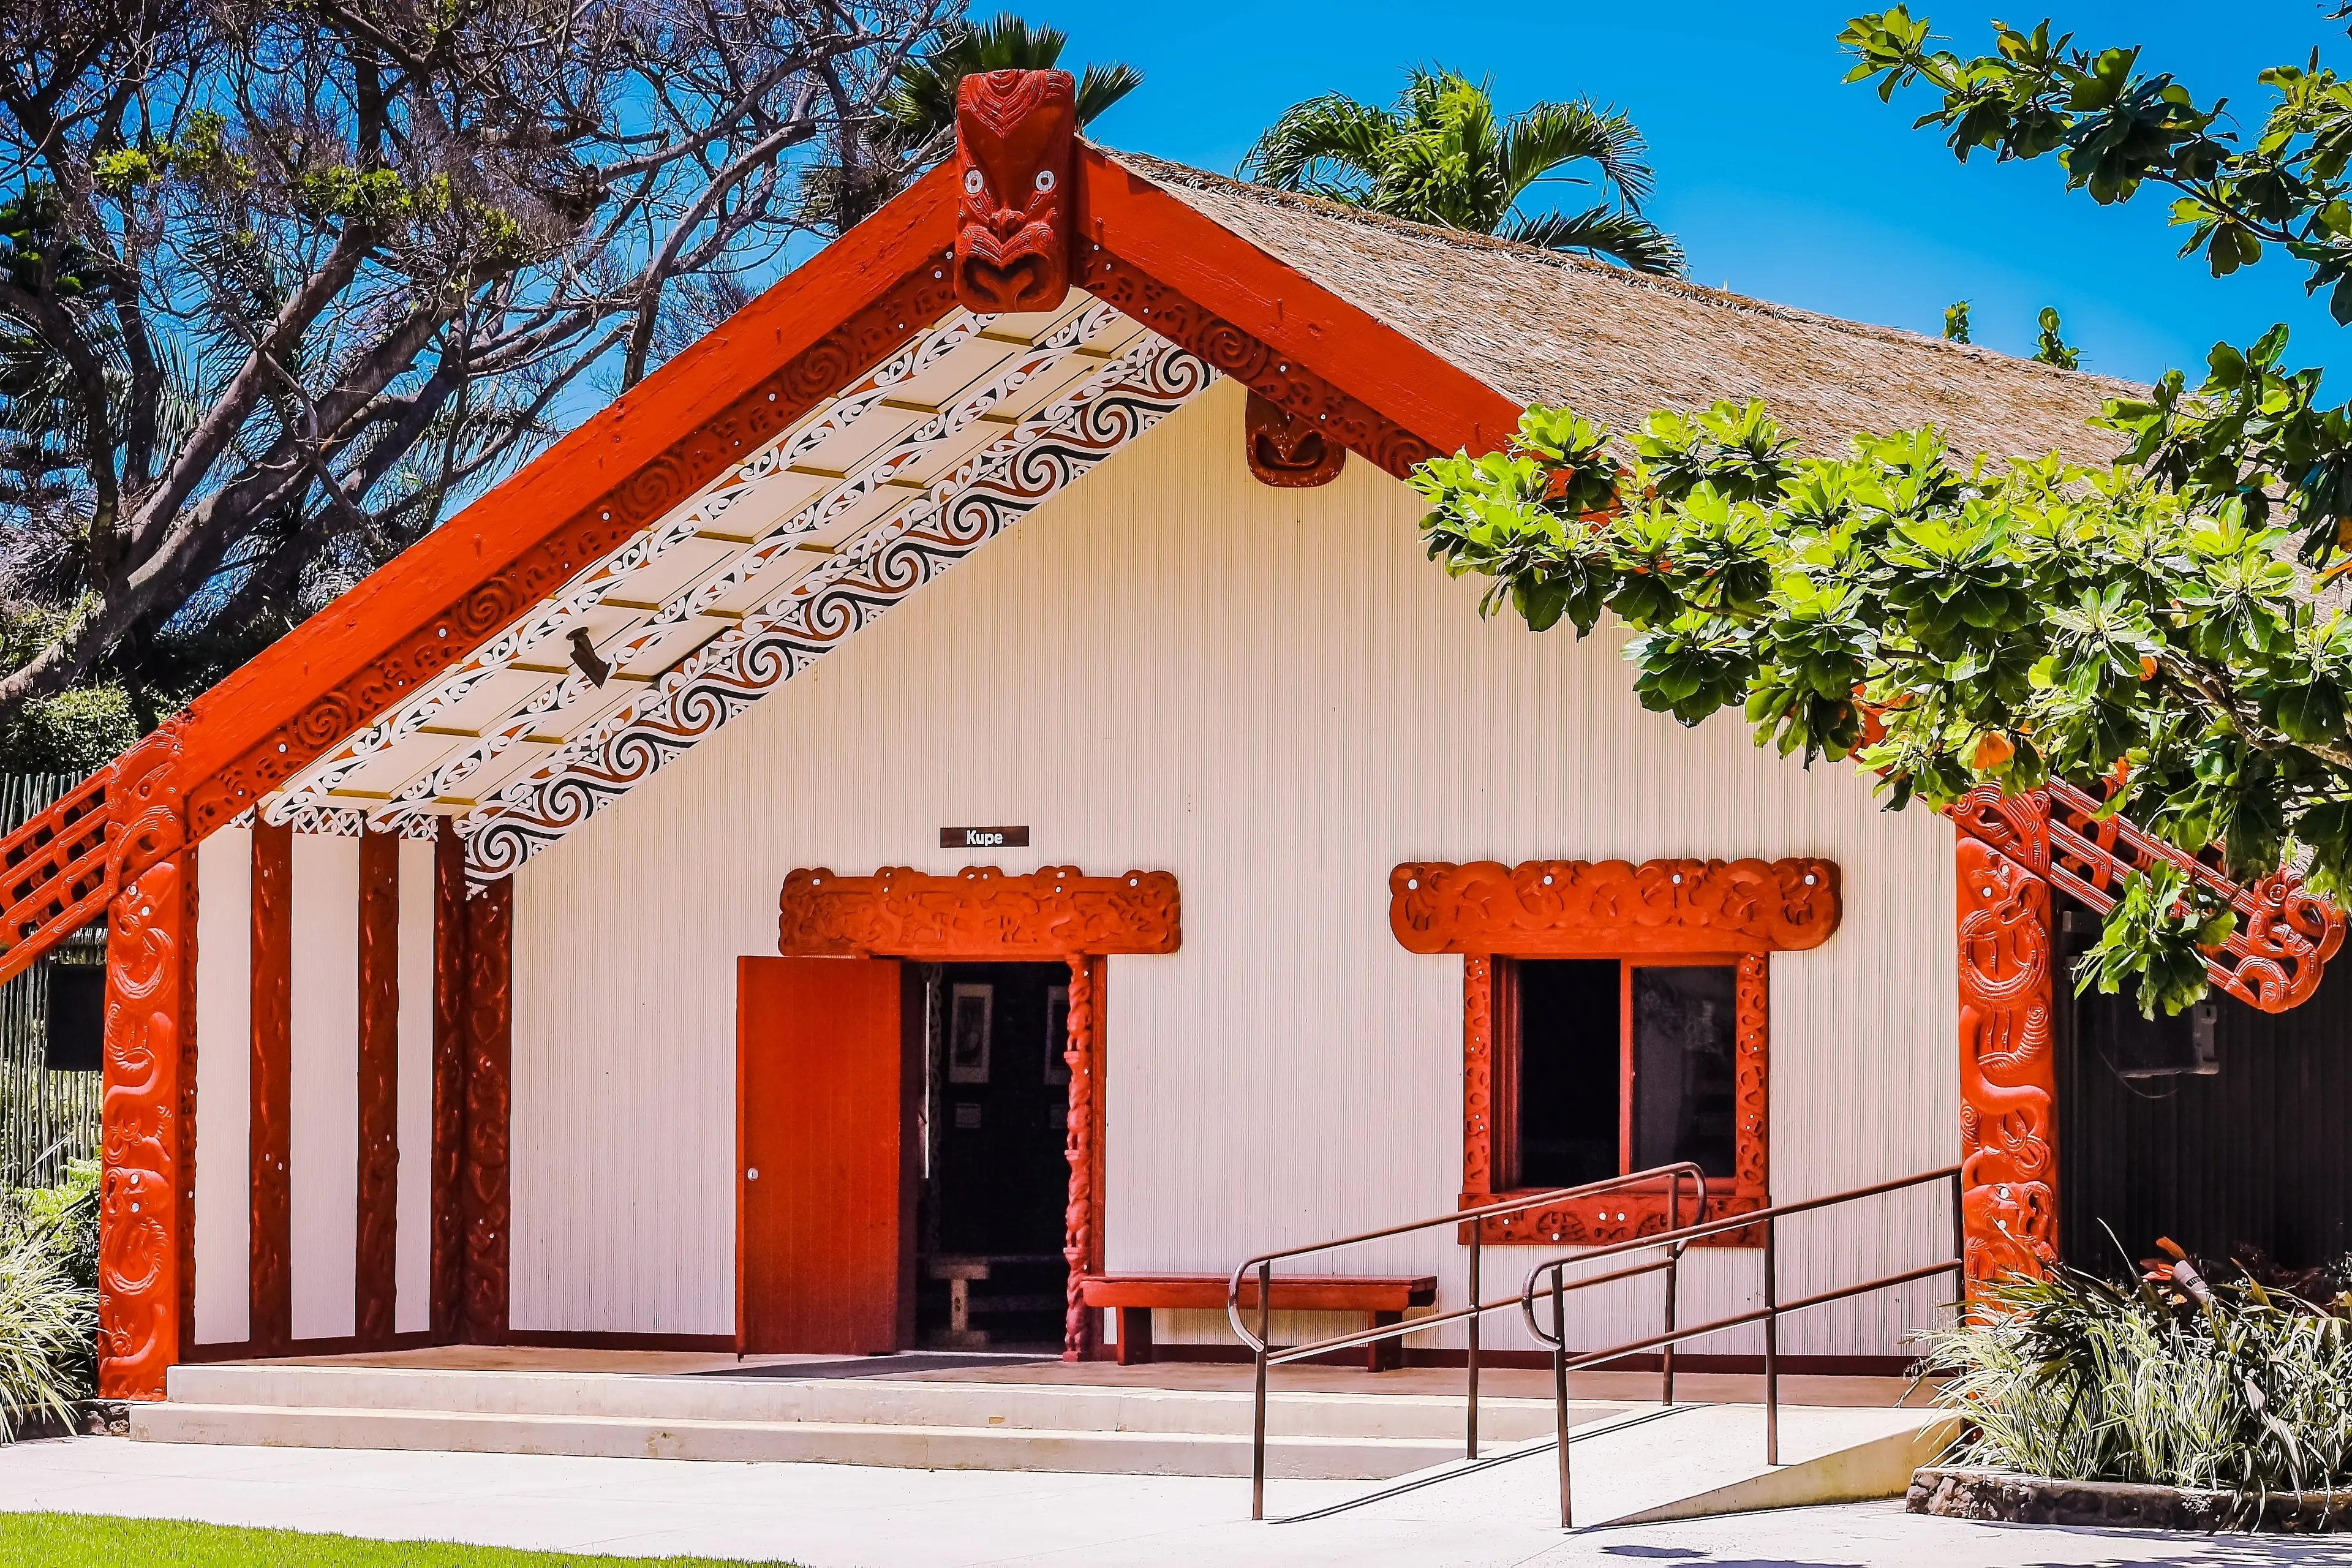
777;866;1178;959
1076;248;1441;480
1244;389;1348;488
1396;858;1833;1247
181;262;961;842
1390;858;1842;956
953;69;1076;314
1954;834;2058;1286
777;866;1177;1359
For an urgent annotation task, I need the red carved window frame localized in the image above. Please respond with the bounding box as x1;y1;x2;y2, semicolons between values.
775;865;1178;1360
1390;858;1842;1249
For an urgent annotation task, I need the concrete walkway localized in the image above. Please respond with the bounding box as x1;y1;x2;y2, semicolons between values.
7;1435;2351;1566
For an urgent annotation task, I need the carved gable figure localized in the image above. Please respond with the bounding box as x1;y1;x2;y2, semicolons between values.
1245;390;1348;488
953;69;1077;314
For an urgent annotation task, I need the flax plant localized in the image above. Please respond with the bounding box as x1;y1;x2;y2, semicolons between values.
1924;1264;2352;1507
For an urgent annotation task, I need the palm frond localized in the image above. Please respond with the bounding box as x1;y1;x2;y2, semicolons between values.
1498;100;1656;211
883;13;1139;149
1075;61;1144;127
1502;203;1686;276
1238;94;1397;198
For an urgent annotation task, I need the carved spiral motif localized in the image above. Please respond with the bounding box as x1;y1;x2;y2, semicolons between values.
460;339;1208;886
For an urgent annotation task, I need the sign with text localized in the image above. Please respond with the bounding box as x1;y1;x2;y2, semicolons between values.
941;825;1030;849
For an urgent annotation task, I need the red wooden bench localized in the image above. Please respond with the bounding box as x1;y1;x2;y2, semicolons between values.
1076;1273;1438;1372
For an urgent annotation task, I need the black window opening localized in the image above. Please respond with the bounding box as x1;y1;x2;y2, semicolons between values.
1509;957;1740;1190
44;962;105;1074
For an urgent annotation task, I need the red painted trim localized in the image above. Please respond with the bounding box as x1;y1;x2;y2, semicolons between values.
1074;148;1518;461
354;831;401;1348
430;829;468;1340
181;1330;437;1362
461;880;513;1344
175;837;200;1367
248;822;292;1356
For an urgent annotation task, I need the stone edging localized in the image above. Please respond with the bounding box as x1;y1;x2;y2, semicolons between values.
1909;1465;2352;1533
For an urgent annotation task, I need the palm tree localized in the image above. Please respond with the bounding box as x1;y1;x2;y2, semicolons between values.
882;14;1143;157
1238;69;1684;277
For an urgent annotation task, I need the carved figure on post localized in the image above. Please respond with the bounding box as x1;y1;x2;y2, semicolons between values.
952;69;1076;314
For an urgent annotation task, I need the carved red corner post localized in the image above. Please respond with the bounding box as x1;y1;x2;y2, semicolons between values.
776;865;1178;1359
1390;857;1842;1248
1244;390;1348;488
96;729;189;1400
952;69;1076;314
1945;783;2346;1293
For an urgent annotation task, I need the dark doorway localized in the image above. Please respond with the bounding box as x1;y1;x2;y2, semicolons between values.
2055;890;2352;1275
916;961;1071;1351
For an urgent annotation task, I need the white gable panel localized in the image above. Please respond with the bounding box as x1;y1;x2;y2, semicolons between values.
191;824;252;1345
507;377;1958;1354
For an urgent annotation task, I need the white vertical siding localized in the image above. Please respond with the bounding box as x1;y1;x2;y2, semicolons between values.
191;825;251;1345
511;377;1959;1353
394;838;436;1333
289;834;358;1340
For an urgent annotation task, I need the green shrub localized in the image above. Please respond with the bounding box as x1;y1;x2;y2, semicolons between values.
0;1161;97;1436
1926;1261;2352;1502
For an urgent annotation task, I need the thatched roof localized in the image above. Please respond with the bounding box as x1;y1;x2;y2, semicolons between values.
1109;150;2140;464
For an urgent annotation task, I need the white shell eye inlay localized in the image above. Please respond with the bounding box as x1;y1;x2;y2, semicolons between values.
1034;168;1056;192
964;168;985;195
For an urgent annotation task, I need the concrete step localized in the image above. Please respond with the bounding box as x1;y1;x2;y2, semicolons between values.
129;1400;1507;1479
159;1363;1567;1444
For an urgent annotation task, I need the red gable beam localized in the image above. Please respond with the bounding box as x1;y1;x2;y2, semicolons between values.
171;164;966;840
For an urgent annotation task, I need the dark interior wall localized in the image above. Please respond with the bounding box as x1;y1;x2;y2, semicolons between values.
2057;892;2352;1273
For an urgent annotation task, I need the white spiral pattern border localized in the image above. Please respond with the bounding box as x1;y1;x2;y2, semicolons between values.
456;336;1212;885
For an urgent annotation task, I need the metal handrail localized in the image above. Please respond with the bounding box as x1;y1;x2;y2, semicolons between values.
1521;1163;1966;1527
1228;1162;1708;1521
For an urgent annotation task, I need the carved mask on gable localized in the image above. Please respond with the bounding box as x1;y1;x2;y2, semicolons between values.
1245;390;1348;488
953;69;1077;315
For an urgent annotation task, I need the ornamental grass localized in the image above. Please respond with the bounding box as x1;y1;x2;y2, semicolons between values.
0;1161;97;1438
1925;1253;2352;1504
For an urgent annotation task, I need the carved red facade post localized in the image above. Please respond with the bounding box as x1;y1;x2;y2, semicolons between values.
1954;833;2059;1287
952;70;1076;315
248;821;293;1354
460;878;513;1343
355;829;402;1346
96;729;187;1400
1060;954;1100;1360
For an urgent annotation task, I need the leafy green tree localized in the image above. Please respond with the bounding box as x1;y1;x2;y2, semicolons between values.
1239;68;1684;276
0;0;948;772
1412;10;2352;1014
2034;306;2081;368
1944;299;1973;342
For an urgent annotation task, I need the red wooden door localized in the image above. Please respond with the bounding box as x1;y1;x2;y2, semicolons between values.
737;956;909;1354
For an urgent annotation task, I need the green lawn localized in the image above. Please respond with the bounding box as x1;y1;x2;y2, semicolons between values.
0;1513;802;1567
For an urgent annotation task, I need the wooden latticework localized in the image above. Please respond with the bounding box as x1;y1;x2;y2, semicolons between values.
0;775;104;1188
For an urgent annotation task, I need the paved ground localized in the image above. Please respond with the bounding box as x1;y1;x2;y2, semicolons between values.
7;1436;2351;1566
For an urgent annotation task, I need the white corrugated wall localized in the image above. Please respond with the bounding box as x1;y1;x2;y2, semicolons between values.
510;375;1959;1354
191;824;252;1346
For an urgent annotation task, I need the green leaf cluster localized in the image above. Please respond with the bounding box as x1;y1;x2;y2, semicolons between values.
1413;390;2352;1013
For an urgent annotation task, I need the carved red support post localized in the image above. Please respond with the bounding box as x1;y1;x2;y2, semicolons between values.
249;821;293;1355
355;829;401;1347
952;69;1076;315
1955;831;2059;1291
1061;953;1099;1361
97;731;187;1400
431;829;469;1340
461;876;513;1344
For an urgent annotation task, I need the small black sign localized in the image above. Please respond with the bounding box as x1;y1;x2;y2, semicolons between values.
941;825;1030;849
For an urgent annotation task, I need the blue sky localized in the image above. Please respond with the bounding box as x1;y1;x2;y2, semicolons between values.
1054;2;2343;387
